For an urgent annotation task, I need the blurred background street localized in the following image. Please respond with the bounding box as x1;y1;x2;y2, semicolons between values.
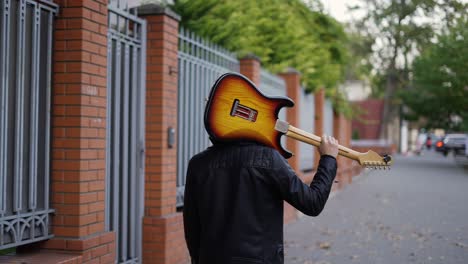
285;151;468;264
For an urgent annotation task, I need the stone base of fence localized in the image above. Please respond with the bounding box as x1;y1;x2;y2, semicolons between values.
39;231;116;264
0;251;82;264
284;203;298;224
142;214;189;264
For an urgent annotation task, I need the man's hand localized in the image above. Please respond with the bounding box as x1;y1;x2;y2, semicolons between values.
319;134;339;158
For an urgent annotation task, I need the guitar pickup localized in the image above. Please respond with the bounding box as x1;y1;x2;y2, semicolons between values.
230;99;258;122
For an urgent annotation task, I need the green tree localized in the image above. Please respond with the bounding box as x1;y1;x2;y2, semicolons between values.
343;26;374;82
349;0;467;136
170;0;352;113
401;17;468;131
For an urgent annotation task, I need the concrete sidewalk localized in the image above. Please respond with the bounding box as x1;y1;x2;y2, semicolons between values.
284;152;468;264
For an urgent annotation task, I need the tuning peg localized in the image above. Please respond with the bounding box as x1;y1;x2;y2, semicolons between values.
383;155;392;164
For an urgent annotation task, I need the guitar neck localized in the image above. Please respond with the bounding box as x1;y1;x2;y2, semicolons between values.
284;124;362;162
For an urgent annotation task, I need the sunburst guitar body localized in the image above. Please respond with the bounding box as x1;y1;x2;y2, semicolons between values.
204;73;392;168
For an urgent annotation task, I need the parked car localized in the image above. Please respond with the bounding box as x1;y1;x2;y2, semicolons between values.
441;133;467;156
435;138;447;155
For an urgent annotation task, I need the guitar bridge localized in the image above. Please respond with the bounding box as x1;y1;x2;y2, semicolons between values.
230;99;258;122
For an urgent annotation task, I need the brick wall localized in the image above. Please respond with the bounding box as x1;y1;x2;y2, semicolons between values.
333;112;359;189
41;0;116;263
352;99;384;140
0;252;83;264
137;5;188;264
314;89;325;167
239;54;261;85
279;69;301;224
280;69;301;173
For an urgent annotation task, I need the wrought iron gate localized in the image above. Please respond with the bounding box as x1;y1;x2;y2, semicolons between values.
0;0;57;250
106;1;146;263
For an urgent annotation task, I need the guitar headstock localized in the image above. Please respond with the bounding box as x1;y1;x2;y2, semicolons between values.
357;150;393;169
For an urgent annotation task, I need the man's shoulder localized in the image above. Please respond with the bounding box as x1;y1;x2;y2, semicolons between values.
189;143;282;169
189;148;212;165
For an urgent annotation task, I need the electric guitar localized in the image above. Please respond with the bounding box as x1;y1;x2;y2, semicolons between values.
204;73;393;168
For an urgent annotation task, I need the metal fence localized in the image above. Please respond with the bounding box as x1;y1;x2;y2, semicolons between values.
324;99;334;136
177;28;240;207
106;1;146;263
0;0;58;250
299;90;315;171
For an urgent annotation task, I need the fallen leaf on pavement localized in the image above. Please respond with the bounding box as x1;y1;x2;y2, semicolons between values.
318;242;331;250
453;242;467;248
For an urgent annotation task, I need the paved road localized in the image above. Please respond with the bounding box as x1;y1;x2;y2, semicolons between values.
284;151;468;264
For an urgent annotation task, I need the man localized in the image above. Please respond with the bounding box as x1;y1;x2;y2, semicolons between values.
183;135;338;264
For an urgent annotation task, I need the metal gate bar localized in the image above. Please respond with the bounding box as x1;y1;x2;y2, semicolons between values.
129;44;138;259
120;43;130;262
0;0;11;220
13;0;26;213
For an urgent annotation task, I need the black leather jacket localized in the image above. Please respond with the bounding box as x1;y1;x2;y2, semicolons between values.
183;142;337;264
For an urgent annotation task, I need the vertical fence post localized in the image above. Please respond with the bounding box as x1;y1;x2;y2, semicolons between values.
313;88;325;168
279;68;302;224
279;68;301;172
333;112;358;190
333;111;345;189
43;1;116;263
137;5;188;264
345;116;357;183
240;54;261;85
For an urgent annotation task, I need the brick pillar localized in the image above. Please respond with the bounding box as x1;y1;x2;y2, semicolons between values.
332;111;340;188
44;1;116;263
239;54;261;85
344;115;352;184
333;113;357;189
313;88;325;168
345;117;359;182
279;69;302;224
279;68;301;172
138;5;188;264
333;112;346;189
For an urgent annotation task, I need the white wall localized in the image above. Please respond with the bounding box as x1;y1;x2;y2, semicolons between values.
341;79;371;102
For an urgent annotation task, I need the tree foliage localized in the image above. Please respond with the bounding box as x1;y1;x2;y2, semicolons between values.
401;17;468;131
170;0;352;113
343;26;374;82
349;0;467;135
